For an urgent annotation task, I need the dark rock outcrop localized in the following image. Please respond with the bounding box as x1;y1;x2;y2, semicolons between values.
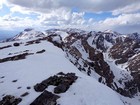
0;95;22;105
0;45;12;50
69;46;82;59
47;34;64;50
127;54;140;93
20;92;29;97
54;83;69;94
25;39;41;46
30;90;60;105
13;43;20;47
32;73;77;105
0;53;33;63
34;72;78;93
36;49;46;54
110;37;140;64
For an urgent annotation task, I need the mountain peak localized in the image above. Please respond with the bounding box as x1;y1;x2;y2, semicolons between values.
104;29;114;33
104;29;120;35
24;28;34;32
10;29;45;41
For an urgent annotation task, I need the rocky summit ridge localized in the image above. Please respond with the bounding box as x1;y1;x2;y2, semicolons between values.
0;28;140;105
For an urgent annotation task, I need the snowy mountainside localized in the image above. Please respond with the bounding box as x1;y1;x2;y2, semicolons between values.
9;28;45;41
0;35;124;105
63;29;140;95
0;28;140;105
63;30;132;96
57;28;140;104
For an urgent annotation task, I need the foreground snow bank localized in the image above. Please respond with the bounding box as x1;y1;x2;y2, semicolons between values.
58;77;123;105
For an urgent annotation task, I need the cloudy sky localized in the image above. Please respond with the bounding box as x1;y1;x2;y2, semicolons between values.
0;0;140;35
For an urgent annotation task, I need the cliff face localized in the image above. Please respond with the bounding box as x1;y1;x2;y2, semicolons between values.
62;29;140;97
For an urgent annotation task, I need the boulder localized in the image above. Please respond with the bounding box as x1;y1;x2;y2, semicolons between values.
0;95;22;105
36;49;46;54
34;72;78;93
34;83;48;92
54;82;69;94
30;90;60;105
13;43;20;47
20;92;29;97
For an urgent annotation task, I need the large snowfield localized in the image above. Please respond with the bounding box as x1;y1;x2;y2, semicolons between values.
0;38;124;105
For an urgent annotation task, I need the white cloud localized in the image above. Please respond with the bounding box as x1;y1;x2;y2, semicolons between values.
0;0;5;10
112;3;140;15
10;5;32;14
0;14;42;30
37;8;87;27
1;11;140;33
0;0;140;33
7;0;140;14
102;14;140;26
91;13;140;33
0;8;91;30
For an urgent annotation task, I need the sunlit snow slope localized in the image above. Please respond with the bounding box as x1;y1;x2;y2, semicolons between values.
0;37;123;105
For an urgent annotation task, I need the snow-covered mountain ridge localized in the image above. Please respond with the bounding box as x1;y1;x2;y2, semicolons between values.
0;28;140;105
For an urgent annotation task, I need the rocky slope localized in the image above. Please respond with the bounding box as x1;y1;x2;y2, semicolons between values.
45;28;140;104
0;28;140;105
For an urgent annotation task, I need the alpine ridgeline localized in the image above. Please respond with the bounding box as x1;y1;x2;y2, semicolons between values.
0;28;140;105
